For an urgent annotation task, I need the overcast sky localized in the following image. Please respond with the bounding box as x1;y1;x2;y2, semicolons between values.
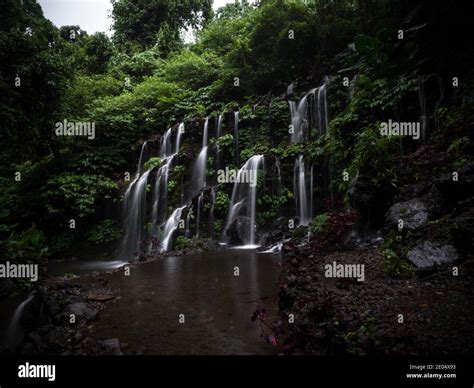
38;0;237;37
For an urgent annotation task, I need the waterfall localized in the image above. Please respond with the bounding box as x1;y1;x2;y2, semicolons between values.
215;114;223;171
222;155;264;247
161;206;186;251
289;80;329;143
288;81;329;226
151;155;174;233
193;147;208;194
234;111;240;166
315;82;329;134
176;123;184;153
294;155;311;226
160;128;172;156
216;113;223;138
289;91;312;143
191;118;209;194
5;291;36;349
287;82;294;96
123;142;147;196
121;126;183;260
119;169;151;259
209;187;215;237
185;208;192;237
135;141;148;178
151;126;182;234
202;117;209;148
196;192;204;237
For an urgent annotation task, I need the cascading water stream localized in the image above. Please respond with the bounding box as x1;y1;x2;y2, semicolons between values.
215;114;223;171
289;91;312;143
196;192;204;237
191;118;209;194
161;206;186;251
160;128;172;156
222;155;264;247
135;141;148;178
5;291;36;349
121;126;183;260
287;82;294;96
120;169;151;259
294;155;311;226
209;187;215;237
185;207;192;237
289;81;330;225
315;82;329;134
176;123;184;154
151;155;174;234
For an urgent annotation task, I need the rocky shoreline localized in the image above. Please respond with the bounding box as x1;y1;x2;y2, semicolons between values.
278;244;474;355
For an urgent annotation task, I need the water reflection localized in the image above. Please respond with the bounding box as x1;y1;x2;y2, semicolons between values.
88;249;281;355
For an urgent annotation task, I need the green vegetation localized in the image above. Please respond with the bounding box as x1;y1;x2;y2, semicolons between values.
381;230;415;278
0;0;472;262
175;236;192;250
310;213;329;235
143;157;162;171
86;219;122;245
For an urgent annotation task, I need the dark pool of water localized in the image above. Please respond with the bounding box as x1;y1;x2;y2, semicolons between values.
84;249;282;355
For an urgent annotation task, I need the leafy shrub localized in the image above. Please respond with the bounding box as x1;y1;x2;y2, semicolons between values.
382;230;415;278
49;231;76;254
86;219;122;244
1;225;49;264
143;157;162;170
214;190;230;215
42;173;118;219
310;213;329;234
309;211;357;253
175;236;191;250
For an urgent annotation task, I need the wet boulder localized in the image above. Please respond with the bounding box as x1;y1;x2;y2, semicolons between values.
64;302;98;321
407;241;458;269
259;230;285;251
227;217;257;245
385;198;428;230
